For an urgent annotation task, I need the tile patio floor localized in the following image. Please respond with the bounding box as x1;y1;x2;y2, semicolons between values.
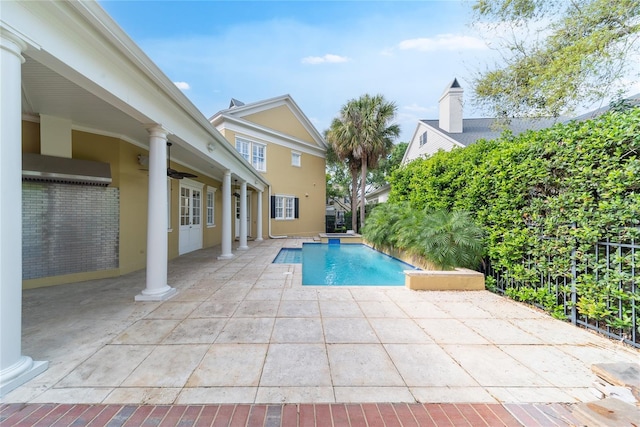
2;238;638;425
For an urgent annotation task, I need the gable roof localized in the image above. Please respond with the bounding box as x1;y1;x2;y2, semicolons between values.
421;117;559;148
571;93;640;121
210;94;327;153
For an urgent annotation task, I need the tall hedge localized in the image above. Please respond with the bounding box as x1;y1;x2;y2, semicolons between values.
390;108;640;273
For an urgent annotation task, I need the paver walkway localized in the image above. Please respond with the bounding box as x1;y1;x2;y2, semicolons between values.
1;402;584;426
2;239;638;425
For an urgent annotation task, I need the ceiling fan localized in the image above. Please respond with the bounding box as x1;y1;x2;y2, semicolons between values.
167;142;197;180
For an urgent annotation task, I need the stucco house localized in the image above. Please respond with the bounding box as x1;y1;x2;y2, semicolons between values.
0;0;325;396
210;96;327;238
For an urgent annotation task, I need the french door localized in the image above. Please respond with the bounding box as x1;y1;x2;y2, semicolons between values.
235;193;251;238
178;180;203;255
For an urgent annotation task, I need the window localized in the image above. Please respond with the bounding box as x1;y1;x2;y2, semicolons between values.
180;187;190;226
291;151;301;167
419;131;428;147
275;196;284;219
271;195;299;220
236;137;266;172
285;197;295;219
235;139;250;162
206;189;216;226
252;143;266;171
192;190;201;226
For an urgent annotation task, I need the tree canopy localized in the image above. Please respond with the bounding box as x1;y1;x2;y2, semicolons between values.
369;142;408;189
472;0;640;119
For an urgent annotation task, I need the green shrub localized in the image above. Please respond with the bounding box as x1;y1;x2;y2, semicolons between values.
389;108;640;272
388;107;640;328
363;204;484;270
413;209;484;270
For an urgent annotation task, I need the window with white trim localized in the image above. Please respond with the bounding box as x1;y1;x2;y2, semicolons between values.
419;131;428;147
271;195;299;220
235;137;266;172
275;196;284;219
291;151;301;167
206;189;216;226
285;197;295;219
235;138;250;162
252;143;266;172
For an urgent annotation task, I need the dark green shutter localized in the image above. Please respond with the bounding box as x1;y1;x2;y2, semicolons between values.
270;196;276;218
294;197;299;219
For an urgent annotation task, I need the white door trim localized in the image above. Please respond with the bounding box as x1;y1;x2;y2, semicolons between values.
178;179;204;255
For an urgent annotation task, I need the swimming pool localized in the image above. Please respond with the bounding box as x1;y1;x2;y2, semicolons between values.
272;247;302;263
273;243;418;286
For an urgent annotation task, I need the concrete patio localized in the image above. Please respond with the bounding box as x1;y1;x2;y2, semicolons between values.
2;239;638;407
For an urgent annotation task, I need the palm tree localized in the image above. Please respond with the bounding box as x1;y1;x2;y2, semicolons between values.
326;119;362;231
326;94;400;231
415;209;485;270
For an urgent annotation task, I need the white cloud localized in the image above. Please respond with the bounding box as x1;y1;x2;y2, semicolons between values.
174;81;190;90
398;34;487;52
302;54;350;65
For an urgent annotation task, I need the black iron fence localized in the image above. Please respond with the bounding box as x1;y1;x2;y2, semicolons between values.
486;229;638;348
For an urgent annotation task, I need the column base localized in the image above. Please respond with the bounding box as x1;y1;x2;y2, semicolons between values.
135;286;177;302
217;253;235;260
0;356;48;397
255;237;264;242
238;245;249;251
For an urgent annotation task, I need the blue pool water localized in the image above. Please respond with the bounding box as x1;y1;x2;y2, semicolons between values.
302;243;417;286
272;247;302;263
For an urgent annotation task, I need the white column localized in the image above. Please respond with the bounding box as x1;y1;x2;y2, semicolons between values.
218;170;234;259
0;28;48;397
255;191;263;241
135;126;176;301
238;181;248;250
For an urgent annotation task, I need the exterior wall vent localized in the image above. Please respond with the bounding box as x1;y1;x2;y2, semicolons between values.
22;153;112;186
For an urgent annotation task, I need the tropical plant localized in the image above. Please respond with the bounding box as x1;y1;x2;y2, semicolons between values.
362;204;485;270
412;209;485;270
326;94;400;231
326;124;362;231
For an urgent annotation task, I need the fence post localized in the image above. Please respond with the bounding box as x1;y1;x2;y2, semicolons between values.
570;223;577;325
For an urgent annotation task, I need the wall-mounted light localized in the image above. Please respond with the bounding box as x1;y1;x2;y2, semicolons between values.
137;154;149;167
207;143;215;152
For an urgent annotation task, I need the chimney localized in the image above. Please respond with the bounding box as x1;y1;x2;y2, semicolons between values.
438;78;463;133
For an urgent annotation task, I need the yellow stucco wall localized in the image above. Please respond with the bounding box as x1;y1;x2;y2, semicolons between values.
22;123;224;288
243;105;316;143
224;127;326;238
266;143;326;237
220;100;327;238
22;120;41;154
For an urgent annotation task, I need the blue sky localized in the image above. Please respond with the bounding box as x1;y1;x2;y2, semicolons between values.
96;1;506;142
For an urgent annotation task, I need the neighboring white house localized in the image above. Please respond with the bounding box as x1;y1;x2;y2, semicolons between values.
366;78;557;203
402;78;557;164
365;183;391;205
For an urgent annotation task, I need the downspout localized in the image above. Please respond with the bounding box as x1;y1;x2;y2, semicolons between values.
268;185;287;239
